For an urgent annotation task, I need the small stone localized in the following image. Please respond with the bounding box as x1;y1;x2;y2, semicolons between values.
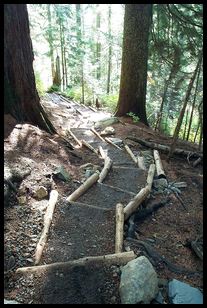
4;299;20;304
100;126;115;136
26;258;34;263
53;166;71;182
17;195;27;205
110;296;117;304
33;186;48;200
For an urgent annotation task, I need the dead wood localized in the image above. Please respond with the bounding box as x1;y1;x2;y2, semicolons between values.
66;171;100;202
98;156;113;183
91;127;106;142
137;156;146;170
67;128;82;147
88;105;96;112
35;190;59;265
193;157;202;167
99;146;107;159
124;144;137;164
16;251;136;274
153;150;166;178
105;137;122;150
126;136;203;159
115;203;124;253
82;140;99;155
124;186;150;221
146;164;156;191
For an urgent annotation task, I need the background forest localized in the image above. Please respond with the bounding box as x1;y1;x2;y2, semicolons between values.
28;4;203;145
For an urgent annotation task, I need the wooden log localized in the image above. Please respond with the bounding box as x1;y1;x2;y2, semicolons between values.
115;203;124;253
99;146;107;159
124;145;137;164
35;190;59;265
124;186;150;221
137;156;146;170
105;137;122;150
126;136;203;159
16;251;136;274
146;164;156;191
82;140;99;155
91;127;106;142
88;105;96;112
67;128;82;147
98;156;113;183
66;171;100;202
153;150;166;178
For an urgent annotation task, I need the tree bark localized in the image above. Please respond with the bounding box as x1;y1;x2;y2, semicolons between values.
4;4;56;134
115;203;124;253
115;4;152;126
53;55;61;87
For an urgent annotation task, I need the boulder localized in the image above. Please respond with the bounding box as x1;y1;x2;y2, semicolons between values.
100;126;115;136
168;279;203;304
119;256;158;304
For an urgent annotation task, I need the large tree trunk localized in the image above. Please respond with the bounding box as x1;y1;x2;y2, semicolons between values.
53;55;61;87
4;4;56;134
115;4;152;126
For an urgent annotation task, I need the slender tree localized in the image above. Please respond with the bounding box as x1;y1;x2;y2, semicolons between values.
4;4;56;134
47;4;55;81
115;4;152;126
106;4;112;94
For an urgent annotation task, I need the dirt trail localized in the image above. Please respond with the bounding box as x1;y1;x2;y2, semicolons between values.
4;93;203;304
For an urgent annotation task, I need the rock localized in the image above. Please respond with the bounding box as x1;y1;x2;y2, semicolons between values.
17;195;27;205
53;166;71;182
110;296;117;304
94;117;119;129
119;256;158;304
154;291;164;304
33;186;48;200
100;126;115;136
85;169;94;178
168;279;203;304
6;255;15;271
4;299;20;304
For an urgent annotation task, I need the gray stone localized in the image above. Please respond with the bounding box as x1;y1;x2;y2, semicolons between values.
168;279;203;304
107;137;123;146
100;126;115;136
119;256;158;304
33;186;48;200
53;165;71;182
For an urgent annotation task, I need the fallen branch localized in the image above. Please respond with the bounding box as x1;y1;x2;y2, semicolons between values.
124;144;137;164
193;157;202;167
124;186;150;221
99;146;107;159
137;156;146;170
153;150;166;178
35;190;59;265
98;156;113;183
105;137;122;150
115;203;124;253
146;164;156;191
16;251;136;274
126;136;203;159
82;140;99;155
67;128;82;147
91;127;106;142
66;171;100;202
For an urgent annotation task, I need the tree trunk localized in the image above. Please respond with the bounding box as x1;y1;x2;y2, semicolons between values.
168;52;202;159
96;7;101;80
47;4;55;81
64;47;68;87
186;59;202;141
107;5;112;94
4;4;56;134
193;120;200;143
182;107;189;140
198;99;203;150
115;4;152;126
59;20;65;90
53;55;61;87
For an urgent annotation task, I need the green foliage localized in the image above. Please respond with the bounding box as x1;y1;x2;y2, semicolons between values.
127;112;140;123
99;93;119;113
35;71;45;97
47;84;60;93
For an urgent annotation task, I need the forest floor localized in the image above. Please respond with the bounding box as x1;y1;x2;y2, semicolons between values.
4;93;203;304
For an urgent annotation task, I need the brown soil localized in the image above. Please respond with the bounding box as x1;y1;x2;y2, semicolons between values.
4;94;203;304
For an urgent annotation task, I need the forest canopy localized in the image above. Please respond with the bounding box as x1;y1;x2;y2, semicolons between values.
27;4;203;144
